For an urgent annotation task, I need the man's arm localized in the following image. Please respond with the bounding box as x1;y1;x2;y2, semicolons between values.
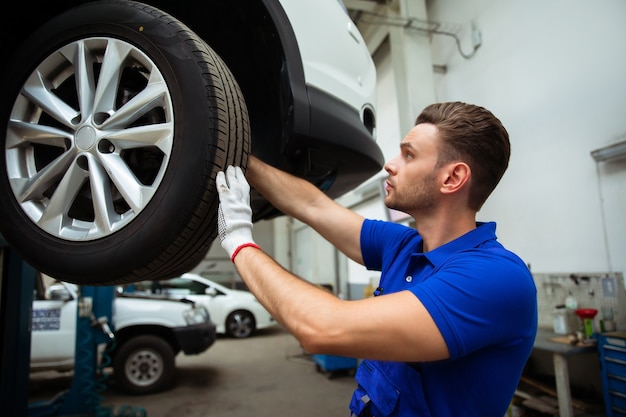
216;165;449;362
247;156;364;265
233;245;449;362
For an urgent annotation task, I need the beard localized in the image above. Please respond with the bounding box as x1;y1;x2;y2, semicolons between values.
385;171;438;214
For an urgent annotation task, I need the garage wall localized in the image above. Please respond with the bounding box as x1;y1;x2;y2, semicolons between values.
424;0;626;281
288;0;626;303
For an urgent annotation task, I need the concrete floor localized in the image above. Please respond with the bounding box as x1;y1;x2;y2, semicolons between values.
27;325;607;417
28;325;358;417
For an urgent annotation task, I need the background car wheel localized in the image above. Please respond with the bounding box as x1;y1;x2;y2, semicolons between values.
0;0;250;285
113;335;175;395
226;310;256;339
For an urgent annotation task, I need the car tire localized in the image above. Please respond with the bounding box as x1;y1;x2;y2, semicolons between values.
226;310;256;339
113;334;175;395
0;0;250;285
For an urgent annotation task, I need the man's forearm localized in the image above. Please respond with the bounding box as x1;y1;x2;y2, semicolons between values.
232;244;337;344
247;155;365;265
247;156;323;221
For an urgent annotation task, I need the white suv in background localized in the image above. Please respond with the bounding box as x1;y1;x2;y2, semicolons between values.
123;273;278;339
31;276;217;394
0;0;383;287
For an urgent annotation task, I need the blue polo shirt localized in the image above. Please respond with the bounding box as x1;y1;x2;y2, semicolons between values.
349;220;537;417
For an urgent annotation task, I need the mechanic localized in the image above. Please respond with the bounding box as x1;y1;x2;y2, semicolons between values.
216;101;538;417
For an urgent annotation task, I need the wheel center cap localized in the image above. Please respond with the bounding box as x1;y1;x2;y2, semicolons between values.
76;126;97;150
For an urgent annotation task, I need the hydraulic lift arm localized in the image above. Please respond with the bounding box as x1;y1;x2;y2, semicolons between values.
1;235;119;417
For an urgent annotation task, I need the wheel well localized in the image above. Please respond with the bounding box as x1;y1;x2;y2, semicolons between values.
111;325;181;358
228;309;256;325
151;0;288;165
158;0;299;220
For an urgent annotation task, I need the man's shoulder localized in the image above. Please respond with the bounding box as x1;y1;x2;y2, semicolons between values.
363;218;415;233
362;219;419;245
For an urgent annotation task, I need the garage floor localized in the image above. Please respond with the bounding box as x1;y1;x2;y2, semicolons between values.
27;325;606;417
28;325;358;417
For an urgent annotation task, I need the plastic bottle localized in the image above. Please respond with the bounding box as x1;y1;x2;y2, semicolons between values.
564;291;578;310
552;306;568;335
564;291;579;334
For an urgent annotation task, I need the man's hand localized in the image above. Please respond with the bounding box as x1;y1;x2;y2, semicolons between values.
216;166;257;261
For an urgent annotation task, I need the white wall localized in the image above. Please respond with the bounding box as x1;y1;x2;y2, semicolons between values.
424;0;626;277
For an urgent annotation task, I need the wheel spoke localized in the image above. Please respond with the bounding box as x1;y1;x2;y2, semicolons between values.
89;157;116;234
98;153;155;213
105;122;174;154
38;160;89;235
93;39;132;116
12;149;76;203
58;40;96;120
21;68;80;129
7;119;70;148
102;70;169;130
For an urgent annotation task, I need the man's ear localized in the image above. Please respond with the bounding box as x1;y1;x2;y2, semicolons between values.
440;162;471;194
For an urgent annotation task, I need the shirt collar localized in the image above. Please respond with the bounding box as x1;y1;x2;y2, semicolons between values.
420;222;498;267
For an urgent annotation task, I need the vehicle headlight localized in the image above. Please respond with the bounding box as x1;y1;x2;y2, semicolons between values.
183;306;209;325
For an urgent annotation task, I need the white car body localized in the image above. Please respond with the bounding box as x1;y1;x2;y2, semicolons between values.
127;273;278;338
30;278;217;394
30;286;77;371
279;0;377;120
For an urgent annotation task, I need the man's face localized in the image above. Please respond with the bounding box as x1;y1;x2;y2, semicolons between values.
383;123;442;214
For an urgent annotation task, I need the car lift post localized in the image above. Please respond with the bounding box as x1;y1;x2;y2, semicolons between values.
1;235;116;417
0;235;36;416
28;286;115;417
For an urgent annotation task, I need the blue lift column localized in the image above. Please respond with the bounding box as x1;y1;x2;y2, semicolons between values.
58;285;115;416
1;234;117;417
28;286;115;417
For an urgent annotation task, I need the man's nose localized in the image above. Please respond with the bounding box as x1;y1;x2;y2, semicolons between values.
384;157;397;174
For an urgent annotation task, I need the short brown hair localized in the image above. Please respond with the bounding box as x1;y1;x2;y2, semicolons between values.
415;102;510;211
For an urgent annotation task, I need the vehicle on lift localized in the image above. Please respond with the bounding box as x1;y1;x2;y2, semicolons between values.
124;273;278;339
0;0;383;287
31;275;217;395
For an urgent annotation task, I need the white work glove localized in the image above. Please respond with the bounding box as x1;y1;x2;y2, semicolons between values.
216;166;259;262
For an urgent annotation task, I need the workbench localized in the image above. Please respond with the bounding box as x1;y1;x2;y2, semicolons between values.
532;328;599;417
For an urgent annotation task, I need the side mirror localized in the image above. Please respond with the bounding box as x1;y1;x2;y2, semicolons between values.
47;285;72;301
205;287;217;297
